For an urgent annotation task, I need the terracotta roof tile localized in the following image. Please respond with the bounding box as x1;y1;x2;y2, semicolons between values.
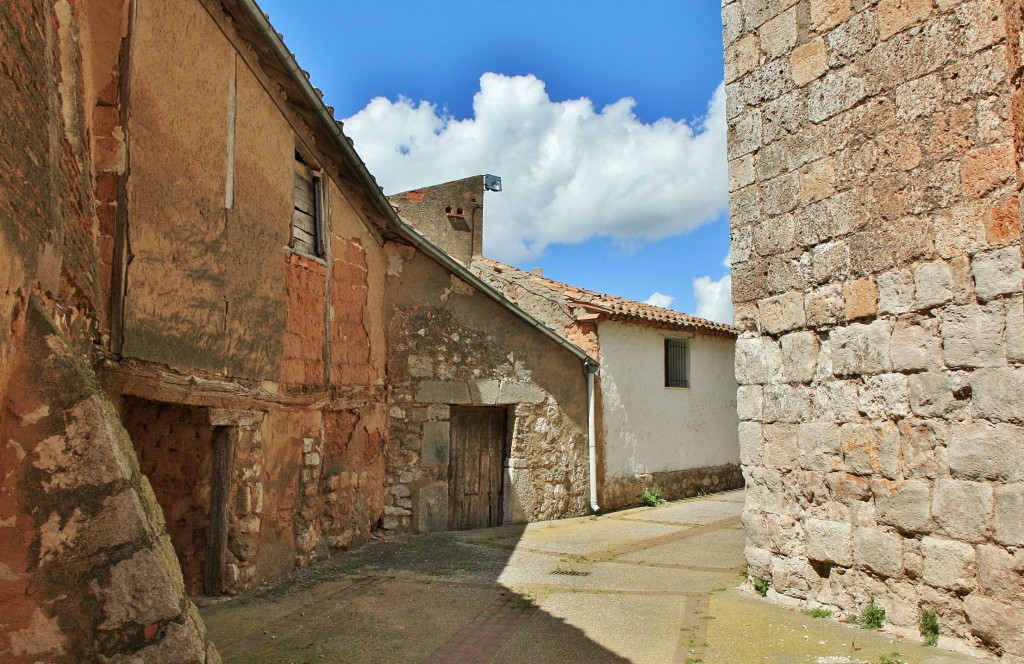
475;257;737;337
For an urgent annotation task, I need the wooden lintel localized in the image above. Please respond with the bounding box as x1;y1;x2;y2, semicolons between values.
208;408;264;427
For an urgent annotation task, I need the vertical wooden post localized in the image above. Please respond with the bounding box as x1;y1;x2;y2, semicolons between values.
205;426;237;595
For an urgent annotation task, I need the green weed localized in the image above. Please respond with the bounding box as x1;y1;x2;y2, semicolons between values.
878;652;903;664
640;485;666;506
855;596;886;630
752;576;769;597
920;608;939;647
801;607;833;618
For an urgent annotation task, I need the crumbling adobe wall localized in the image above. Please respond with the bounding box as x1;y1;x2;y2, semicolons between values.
383;245;590;532
724;0;1024;657
1;300;217;662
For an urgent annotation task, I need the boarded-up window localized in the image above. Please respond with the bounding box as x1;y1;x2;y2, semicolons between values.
665;339;689;388
292;158;324;257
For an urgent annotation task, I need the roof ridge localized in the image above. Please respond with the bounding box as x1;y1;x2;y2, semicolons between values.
474;257;736;335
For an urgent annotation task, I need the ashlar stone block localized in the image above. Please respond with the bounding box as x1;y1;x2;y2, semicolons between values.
922;536;976;592
932;479;993;543
843;422;901;479
854;528;903;578
891;317;942;372
735;336;783;385
790;38;829;86
1005;296;1024;362
994;484;1024;547
415;381;472;404
805;518;853;566
763;423;799;469
877;269;915;315
739;422;764;466
941;302;1005;368
780;330;818;383
972;246;1024;302
949;421;1024;482
763;384;810;423
736;385;764;421
811;379;860;423
971;367;1024;423
908;371;954;418
420;421;450;468
963;595;1024;657
831;320;892;376
878;0;933;40
913;260;954;310
858;373;910;421
798;422;843;472
876;480;933;534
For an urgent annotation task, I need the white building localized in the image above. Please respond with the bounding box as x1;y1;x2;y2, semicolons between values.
388;175;742;510
473;258;742;509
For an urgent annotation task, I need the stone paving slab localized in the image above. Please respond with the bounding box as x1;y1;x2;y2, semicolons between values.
616;524;747;569
483;517;687;556
703;589;988;664
492;591;689;664
614;496;747;525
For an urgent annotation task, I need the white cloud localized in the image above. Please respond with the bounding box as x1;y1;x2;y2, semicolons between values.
692;274;733;324
344;73;727;263
644;292;675;309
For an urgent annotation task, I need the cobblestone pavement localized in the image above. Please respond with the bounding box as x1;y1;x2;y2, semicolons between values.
200;490;986;663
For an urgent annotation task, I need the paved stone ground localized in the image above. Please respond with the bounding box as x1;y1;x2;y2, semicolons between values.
200;490;987;663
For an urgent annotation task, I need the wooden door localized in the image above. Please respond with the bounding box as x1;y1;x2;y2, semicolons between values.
448;407;507;530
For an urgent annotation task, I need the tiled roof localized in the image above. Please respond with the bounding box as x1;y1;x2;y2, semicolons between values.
475;257;737;337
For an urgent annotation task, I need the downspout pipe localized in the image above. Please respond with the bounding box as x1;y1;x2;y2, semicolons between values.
585;360;599;514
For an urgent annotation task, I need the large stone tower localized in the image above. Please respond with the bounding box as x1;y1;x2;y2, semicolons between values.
723;0;1024;657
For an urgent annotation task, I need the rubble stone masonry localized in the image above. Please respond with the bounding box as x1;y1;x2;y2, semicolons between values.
723;0;1024;657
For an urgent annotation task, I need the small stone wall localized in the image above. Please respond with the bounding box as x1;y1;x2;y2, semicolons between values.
384;248;591;532
723;0;1024;657
601;464;745;511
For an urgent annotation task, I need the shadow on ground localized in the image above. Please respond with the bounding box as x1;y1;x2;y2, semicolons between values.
199;522;637;663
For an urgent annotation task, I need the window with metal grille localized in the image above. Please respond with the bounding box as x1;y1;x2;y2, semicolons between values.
292;156;324;257
664;339;689;388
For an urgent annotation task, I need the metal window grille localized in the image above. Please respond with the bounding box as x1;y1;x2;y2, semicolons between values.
292;160;324;257
665;339;689;388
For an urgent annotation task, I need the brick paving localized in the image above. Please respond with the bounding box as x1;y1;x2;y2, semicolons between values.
423;593;535;664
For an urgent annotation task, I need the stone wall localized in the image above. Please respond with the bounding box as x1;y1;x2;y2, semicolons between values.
383;246;591;532
723;0;1024;657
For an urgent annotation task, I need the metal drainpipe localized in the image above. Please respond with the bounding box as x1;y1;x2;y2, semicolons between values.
586;361;599;513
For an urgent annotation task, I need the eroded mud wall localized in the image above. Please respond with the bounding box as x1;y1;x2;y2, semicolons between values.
723;0;1024;656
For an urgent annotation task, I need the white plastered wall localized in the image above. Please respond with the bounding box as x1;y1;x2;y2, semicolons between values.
598;320;739;479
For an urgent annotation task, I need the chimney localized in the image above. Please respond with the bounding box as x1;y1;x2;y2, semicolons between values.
386;175;500;267
532;267;544;277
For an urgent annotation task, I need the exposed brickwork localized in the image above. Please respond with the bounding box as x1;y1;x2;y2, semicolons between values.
122;398;215;596
282;252;327;385
724;0;1024;656
329;237;374;386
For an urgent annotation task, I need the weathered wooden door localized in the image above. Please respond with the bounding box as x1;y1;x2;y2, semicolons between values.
448;407;507;530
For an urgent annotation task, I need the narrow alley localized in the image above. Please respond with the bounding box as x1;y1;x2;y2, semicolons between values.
200;491;983;663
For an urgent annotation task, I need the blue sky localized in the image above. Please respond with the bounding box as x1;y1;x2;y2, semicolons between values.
259;0;731;321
